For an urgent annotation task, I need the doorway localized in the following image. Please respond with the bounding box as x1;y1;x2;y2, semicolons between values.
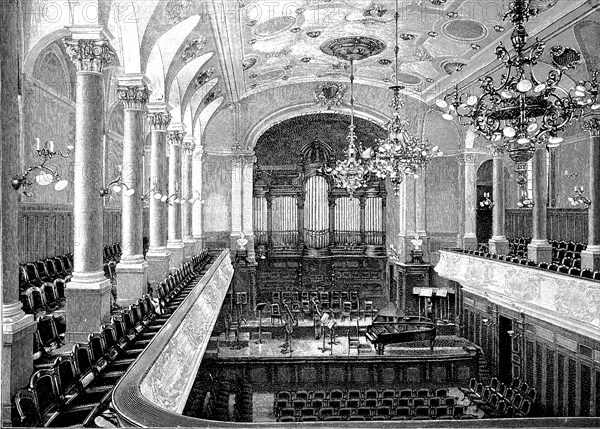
476;160;493;245
498;315;513;384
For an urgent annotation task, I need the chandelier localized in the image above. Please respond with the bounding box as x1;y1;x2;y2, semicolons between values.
367;0;442;196
326;58;371;197
435;0;585;166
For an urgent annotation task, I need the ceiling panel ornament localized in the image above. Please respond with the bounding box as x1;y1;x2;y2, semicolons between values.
204;87;222;106
315;82;348;109
320;36;386;61
165;0;194;24
442;19;488;41
193;67;215;89
441;60;467;75
181;37;207;63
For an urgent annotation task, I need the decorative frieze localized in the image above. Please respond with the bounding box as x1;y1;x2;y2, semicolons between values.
456;152;478;164
168;131;185;146
582;117;600;137
63;38;115;73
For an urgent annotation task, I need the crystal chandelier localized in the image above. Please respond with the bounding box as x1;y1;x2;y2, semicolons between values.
435;0;585;166
326;58;371;197
368;0;442;196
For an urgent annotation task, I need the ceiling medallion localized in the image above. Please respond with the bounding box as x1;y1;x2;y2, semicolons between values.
426;78;435;83
181;37;207;63
301;57;312;63
254;16;297;37
429;0;447;4
249;73;258;79
379;59;392;66
363;3;387;17
296;7;305;14
400;34;415;41
249;83;257;89
382;77;391;83
315;82;348;110
306;30;322;38
428;31;438;37
320;36;386;61
447;11;458;18
282;75;289;80
332;61;350;71
193;67;215;88
441;60;467;75
471;44;481;50
494;25;505;32
291;27;301;33
242;57;257;71
283;64;293;70
248;39;256;45
247;20;257;27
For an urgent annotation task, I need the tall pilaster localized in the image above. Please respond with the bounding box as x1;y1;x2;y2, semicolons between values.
581;118;600;270
181;136;195;261
489;152;510;254
167;128;185;269
146;104;172;285
415;168;428;260
460;152;478;249
2;1;36;424
115;76;150;306
63;31;114;343
527;147;552;263
231;154;243;251
192;144;204;253
242;155;257;262
397;176;418;261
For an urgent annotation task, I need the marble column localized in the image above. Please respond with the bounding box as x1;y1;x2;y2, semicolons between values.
488;152;510;255
181;136;195;261
2;1;36;424
145;104;172;285
63;33;114;343
167;129;185;269
415;168;428;260
242;155;257;262
581;118;600;270
527;147;553;263
192;145;204;254
461;152;478;249
115;77;150;306
230;154;243;251
397;176;418;261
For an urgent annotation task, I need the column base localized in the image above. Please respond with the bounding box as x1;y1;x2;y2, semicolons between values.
66;273;112;343
488;236;510;255
167;241;185;270
146;248;172;286
183;239;195;262
527;240;553;264
581;245;600;271
3;303;36;427
116;259;149;307
462;234;477;250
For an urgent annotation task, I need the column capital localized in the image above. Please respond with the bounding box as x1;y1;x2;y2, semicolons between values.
582;117;600;137
168;130;186;146
117;83;150;110
182;137;196;154
147;111;172;131
63;38;115;73
456;151;478;165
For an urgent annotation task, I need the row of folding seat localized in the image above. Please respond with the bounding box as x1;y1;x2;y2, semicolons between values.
20;255;72;291
103;243;121;263
462;377;534;418
14;251;212;427
33;315;66;364
276;387;451;403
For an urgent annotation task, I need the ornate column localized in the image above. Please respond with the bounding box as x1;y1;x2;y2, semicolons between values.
231;153;243;251
63;32;114;343
145;104;171;285
581;118;600;270
460;152;478;249
192;144;204;253
167;128;185;269
181;136;195;261
2;1;36;423
527;147;552;263
115;76;150;306
242;155;257;262
489;152;510;254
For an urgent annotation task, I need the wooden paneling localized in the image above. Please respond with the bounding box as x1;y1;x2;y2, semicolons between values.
18;204;121;263
506;208;588;242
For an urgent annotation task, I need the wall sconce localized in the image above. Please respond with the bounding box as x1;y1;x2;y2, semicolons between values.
479;192;494;208
568;186;591;209
517;192;534;209
482;317;494;327
141;178;163;204
12;139;71;197
166;184;183;205
564;170;578;178
100;165;135;198
506;330;522;339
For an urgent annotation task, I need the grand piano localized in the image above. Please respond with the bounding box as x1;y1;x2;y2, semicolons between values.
365;315;436;355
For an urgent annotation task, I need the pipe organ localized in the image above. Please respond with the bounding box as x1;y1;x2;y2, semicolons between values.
252;138;386;256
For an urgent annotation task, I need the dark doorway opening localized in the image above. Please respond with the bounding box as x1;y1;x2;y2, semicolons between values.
498;315;513;384
476;160;493;246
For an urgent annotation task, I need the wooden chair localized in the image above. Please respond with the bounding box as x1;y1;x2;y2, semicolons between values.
271;303;282;325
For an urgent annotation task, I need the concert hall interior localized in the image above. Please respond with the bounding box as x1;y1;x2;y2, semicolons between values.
2;0;600;427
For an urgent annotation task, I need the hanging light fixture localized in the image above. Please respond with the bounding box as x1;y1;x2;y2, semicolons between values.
435;0;585;168
326;58;370;197
368;0;442;196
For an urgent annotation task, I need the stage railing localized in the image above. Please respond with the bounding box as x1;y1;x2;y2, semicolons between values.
112;250;234;427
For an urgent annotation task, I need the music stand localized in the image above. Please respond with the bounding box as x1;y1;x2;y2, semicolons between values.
318;313;330;353
255;303;266;344
328;319;337;356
